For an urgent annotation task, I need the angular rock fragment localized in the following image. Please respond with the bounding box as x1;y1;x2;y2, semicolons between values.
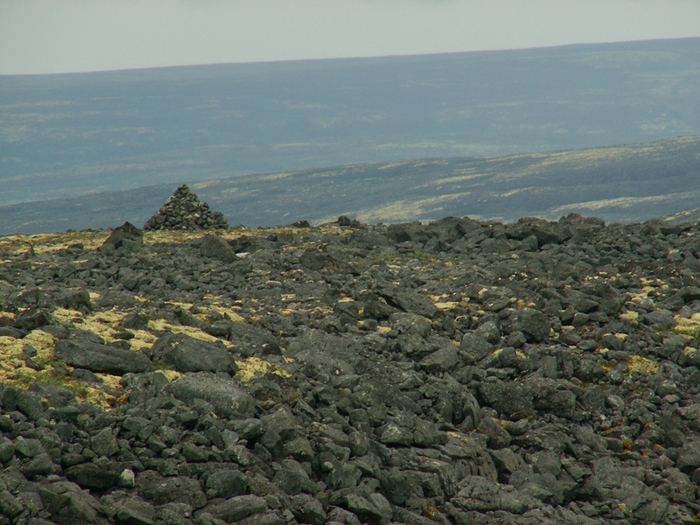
479;380;534;418
100;221;144;253
205;469;248;499
420;344;460;372
165;372;255;418
676;440;700;473
510;307;551;342
461;333;495;364
343;493;392;525
451;475;541;514
2;386;45;421
0;490;23;520
208;494;268;522
64;463;121;490
13;308;54;331
36;480;104;524
55;338;151;375
286;495;324;525
147;332;238;374
200;234;238;263
56;288;93;310
136;471;207;509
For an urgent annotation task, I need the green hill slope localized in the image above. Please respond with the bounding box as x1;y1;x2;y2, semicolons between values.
1;135;698;234
2;38;700;207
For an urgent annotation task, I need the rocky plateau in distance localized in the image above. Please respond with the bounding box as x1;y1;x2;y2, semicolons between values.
1;191;700;524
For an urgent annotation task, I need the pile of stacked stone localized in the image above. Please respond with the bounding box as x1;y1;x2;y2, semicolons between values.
143;184;228;231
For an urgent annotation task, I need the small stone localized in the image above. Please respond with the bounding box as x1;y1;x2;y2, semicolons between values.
510;307;551;342
420;345;460;372
206;469;248;499
148;332;238;374
0;490;23;519
208;495;268;522
200;234;237;263
380;469;412;505
119;468;136;488
676;440;700;473
65;463;121;490
379;423;412;446
91;427;120;457
100;221;144;253
477;416;512;449
20;452;56;479
461;333;494;364
291;494;327;525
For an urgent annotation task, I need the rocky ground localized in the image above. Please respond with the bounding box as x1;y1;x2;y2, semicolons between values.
1;213;700;525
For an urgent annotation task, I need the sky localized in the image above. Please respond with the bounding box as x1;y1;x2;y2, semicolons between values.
1;0;700;75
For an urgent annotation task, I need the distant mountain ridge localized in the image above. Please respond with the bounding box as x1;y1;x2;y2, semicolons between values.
1;135;698;235
1;37;700;207
665;208;700;225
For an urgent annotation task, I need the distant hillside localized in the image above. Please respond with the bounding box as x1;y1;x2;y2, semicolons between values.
1;38;700;208
1;135;698;234
665;208;700;224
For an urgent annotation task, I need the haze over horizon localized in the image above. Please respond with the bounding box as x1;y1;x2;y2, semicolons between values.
2;0;700;75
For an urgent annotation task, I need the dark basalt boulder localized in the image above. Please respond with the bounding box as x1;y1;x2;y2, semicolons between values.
55;289;93;311
147;332;238;374
199;234;237;263
100;221;143;254
13;308;54;331
136;470;207;508
55;338;151;375
509;307;551;343
64;463;122;490
165;372;255;418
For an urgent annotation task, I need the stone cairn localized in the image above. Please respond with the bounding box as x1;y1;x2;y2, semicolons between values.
143;184;228;231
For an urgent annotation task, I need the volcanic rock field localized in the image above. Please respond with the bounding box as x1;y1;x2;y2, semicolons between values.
2;193;700;524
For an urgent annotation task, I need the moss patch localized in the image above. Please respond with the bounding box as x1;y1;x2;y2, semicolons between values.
619;310;639;324
236;357;292;382
53;307;128;344
626;355;659;375
147;319;232;346
167;300;245;323
0;329;119;408
673;313;700;341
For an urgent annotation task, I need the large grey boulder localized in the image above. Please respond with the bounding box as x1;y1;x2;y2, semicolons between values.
55;339;150;375
165;372;255;419
99;221;143;254
147;333;238;374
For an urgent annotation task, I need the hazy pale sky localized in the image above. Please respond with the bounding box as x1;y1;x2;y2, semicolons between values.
1;0;699;75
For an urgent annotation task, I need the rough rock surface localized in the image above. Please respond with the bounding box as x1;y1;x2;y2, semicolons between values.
1;213;700;524
143;184;228;231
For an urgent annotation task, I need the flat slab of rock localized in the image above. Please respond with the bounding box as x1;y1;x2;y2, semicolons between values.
165;372;255;418
136;470;207;509
451;475;541;514
147;333;238;374
207;494;268;522
55;339;151;375
64;463;121;490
